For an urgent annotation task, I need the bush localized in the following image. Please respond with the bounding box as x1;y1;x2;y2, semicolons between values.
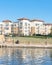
36;34;41;36
12;34;18;37
15;40;19;44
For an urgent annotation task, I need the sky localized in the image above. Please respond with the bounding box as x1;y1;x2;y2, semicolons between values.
0;0;52;23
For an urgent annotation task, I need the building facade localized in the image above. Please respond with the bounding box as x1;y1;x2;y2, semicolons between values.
18;18;31;36
0;18;52;36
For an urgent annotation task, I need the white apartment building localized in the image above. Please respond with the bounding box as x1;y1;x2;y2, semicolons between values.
30;19;44;35
2;20;12;35
0;20;18;35
43;24;52;35
0;20;12;35
18;18;31;36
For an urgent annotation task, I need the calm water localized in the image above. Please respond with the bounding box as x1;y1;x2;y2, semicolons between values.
0;48;52;65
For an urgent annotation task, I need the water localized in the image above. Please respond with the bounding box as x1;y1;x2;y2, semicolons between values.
0;48;52;65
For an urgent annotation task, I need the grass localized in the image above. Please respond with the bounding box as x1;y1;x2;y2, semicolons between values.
6;36;52;44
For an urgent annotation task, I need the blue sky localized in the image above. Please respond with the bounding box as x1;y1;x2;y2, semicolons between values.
0;0;52;23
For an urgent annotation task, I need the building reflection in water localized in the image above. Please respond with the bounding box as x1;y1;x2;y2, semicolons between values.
0;48;52;65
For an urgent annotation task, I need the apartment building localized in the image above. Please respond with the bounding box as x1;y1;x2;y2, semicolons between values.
0;18;52;36
11;22;18;35
0;20;12;35
0;20;19;35
43;24;52;35
30;19;44;35
18;18;31;36
2;20;12;35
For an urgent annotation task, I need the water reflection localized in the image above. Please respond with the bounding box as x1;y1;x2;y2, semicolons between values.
0;48;52;65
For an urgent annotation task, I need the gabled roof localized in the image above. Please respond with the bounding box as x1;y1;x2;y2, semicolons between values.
31;19;44;22
44;23;52;26
17;17;30;21
2;20;12;22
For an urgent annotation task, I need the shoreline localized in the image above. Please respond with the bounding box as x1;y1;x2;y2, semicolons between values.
0;43;52;48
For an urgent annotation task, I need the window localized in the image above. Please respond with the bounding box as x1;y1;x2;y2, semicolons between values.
25;30;27;32
20;30;22;32
28;30;30;32
11;24;14;26
0;24;3;28
35;24;39;26
5;23;9;26
0;31;2;32
20;22;22;25
25;23;27;26
28;26;30;29
19;27;22;29
0;31;2;34
5;27;9;30
28;24;30;26
13;24;16;27
25;27;27;29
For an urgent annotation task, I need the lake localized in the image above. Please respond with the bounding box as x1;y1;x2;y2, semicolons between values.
0;47;52;65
